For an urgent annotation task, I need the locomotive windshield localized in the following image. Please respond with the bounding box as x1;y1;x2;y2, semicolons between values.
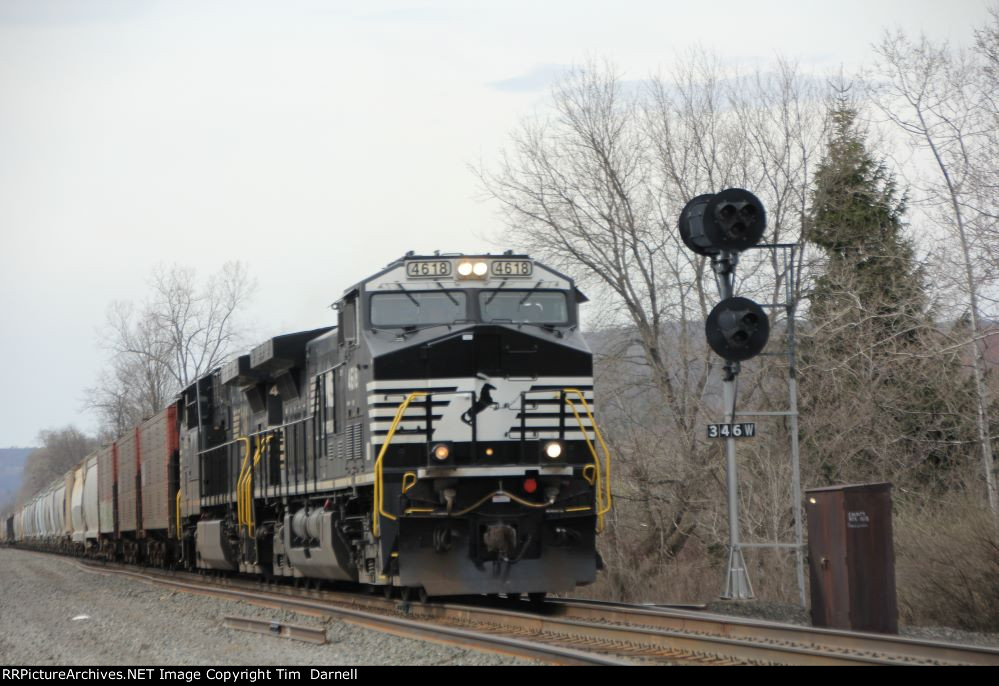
370;291;468;327
479;290;568;324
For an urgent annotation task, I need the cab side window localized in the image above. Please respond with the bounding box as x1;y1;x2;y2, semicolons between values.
338;296;357;346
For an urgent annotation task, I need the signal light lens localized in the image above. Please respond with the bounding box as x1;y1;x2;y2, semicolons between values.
472;261;488;276
523;478;538;494
457;262;473;276
433;444;450;461
544;441;563;460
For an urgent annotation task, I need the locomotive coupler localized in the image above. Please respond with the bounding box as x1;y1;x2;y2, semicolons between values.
483;522;518;559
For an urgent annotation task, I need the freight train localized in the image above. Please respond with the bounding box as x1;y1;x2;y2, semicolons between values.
2;253;611;599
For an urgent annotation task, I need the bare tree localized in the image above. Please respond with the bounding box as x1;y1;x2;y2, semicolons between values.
15;427;97;507
87;261;255;438
871;30;999;515
147;262;255;389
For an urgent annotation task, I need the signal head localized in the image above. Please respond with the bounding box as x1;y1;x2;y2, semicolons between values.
678;188;767;255
705;296;770;362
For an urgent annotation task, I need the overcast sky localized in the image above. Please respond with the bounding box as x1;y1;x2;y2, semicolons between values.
0;0;993;446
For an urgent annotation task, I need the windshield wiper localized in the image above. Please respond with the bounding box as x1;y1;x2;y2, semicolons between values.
395;320;473;339
484;281;507;306
434;280;459;306
486;318;564;338
518;279;544;305
519;321;565;338
396;283;419;307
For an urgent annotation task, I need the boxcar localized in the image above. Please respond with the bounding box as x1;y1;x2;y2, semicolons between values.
117;431;140;534
139;405;179;534
138;404;180;565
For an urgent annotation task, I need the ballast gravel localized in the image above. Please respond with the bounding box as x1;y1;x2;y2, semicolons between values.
0;547;534;666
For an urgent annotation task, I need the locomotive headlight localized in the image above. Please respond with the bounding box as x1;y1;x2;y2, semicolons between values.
457;260;488;279
432;443;451;461
543;441;563;460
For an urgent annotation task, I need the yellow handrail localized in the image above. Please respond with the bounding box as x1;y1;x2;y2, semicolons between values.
373;392;427;538
561;388;613;532
240;438;256;531
246;435;272;538
234;436;251;528
237;440;250;529
401;471;418;494
239;436;265;533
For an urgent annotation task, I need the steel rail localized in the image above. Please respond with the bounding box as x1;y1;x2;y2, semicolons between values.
406;601;896;665
545;597;999;666
69;560;624;666
71;560;891;665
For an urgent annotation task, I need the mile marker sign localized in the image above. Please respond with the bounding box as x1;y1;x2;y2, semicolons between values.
707;423;756;439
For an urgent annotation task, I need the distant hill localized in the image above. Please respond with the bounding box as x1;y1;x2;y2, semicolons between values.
0;448;35;511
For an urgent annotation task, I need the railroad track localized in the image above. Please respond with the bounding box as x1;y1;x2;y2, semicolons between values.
543;597;999;666
69;559;622;665
60;555;999;666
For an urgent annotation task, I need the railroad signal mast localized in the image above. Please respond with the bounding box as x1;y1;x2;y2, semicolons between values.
679;188;769;600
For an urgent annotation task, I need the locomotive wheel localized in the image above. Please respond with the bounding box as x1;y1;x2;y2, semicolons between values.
418;587;429;604
529;592;547;605
400;586;412;602
383;584;394;600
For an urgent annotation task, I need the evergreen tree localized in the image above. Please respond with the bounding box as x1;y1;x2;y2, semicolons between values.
801;93;974;488
807;98;923;340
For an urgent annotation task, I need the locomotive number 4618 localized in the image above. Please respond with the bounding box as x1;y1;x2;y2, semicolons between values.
490;260;533;276
406;260;452;277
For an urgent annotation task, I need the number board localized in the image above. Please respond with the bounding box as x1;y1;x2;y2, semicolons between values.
406;260;452;278
490;260;533;277
706;423;756;439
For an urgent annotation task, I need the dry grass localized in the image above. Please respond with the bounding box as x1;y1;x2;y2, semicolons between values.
583;485;999;635
894;491;999;632
586;535;804;605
